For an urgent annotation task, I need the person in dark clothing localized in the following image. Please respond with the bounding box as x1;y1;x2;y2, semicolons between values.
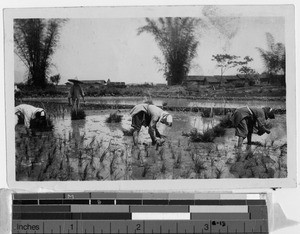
130;103;173;145
232;106;275;147
67;77;85;112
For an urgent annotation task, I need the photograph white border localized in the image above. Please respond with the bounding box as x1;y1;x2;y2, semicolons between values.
4;3;297;192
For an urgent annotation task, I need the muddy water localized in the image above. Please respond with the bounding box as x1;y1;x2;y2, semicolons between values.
15;108;287;181
24;96;286;109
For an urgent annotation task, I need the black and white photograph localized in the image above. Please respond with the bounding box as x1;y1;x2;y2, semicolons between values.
4;5;296;189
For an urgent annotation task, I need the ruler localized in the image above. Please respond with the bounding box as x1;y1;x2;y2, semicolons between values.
12;192;269;234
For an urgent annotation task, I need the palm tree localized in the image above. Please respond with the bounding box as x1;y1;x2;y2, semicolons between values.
137;17;201;85
256;33;286;78
14;19;67;88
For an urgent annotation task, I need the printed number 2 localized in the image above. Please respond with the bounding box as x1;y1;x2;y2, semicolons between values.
204;224;209;231
136;224;141;231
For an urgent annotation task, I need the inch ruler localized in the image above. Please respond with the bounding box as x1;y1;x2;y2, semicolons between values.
11;192;269;234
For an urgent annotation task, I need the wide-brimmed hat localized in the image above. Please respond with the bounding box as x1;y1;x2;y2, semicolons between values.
160;111;173;127
68;77;83;84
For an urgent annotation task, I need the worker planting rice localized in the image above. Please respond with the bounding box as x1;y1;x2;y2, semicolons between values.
130;103;173;146
232;106;275;147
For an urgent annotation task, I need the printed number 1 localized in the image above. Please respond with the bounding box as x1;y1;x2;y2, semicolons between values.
204;224;209;230
136;224;141;231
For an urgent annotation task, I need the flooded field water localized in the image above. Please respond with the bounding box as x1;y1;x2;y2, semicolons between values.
15;104;287;181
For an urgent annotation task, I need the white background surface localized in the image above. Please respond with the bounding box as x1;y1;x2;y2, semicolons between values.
0;1;299;233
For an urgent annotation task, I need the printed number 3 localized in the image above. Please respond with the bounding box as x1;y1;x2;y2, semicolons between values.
204;224;209;230
136;224;141;231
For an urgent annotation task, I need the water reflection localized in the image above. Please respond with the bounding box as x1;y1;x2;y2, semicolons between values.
81;96;285;109
54;110;218;146
71;119;86;151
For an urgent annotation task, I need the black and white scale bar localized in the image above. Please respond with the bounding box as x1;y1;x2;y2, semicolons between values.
12;199;266;206
12;219;269;234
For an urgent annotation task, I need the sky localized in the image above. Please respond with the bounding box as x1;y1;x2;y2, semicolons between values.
14;6;286;85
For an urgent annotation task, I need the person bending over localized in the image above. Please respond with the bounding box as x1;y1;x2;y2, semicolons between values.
232;106;275;147
15;104;47;129
130;103;173;145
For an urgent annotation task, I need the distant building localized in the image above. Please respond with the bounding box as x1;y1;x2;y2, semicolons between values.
184;75;223;91
107;81;126;88
81;80;107;89
206;77;221;86
184;76;207;91
106;78;126;88
259;73;269;84
258;74;285;85
184;73;285;91
155;83;167;87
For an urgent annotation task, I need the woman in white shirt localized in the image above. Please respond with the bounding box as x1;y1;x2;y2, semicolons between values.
15;104;47;129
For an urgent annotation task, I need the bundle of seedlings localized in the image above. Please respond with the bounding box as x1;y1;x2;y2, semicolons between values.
71;109;86;120
106;112;122;123
187;124;226;143
122;128;134;136
30;116;54;132
219;113;233;128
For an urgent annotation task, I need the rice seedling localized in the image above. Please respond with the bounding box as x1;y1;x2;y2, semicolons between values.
194;158;207;175
160;161;167;174
174;151;182;169
215;166;225;179
82;163;90;181
142;163;150;177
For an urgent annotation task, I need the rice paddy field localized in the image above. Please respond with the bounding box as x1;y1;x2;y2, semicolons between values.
15;102;287;181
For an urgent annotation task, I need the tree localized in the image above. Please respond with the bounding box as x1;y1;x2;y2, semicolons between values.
211;54;240;83
256;33;286;76
237;56;258;86
137;17;201;85
50;74;61;85
14;19;66;88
